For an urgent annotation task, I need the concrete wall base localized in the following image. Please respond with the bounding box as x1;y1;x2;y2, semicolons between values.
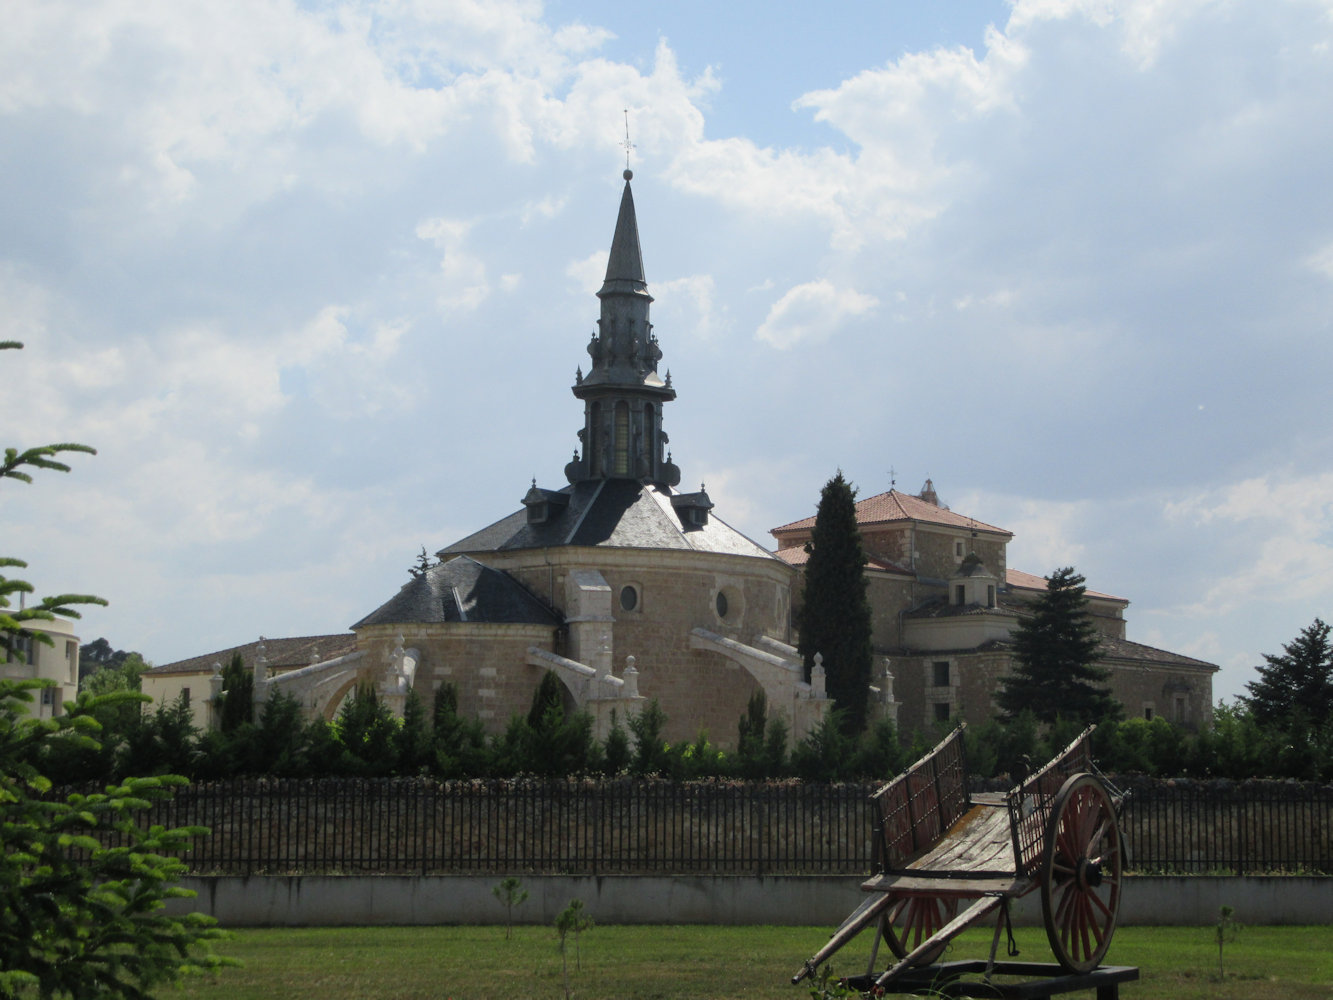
169;875;1333;928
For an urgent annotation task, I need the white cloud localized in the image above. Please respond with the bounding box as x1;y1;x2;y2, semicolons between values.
1163;472;1333;617
655;274;721;341
755;280;878;349
416;217;491;311
960;492;1091;576
565;250;606;295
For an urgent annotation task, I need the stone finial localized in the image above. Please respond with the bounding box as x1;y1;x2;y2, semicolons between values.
812;652;826;699
211;661;222;677
881;657;895;704
253;638;269;701
623;655;639;698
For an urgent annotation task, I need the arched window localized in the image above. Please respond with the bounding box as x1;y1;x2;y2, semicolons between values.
613;401;630;476
589;402;602;476
644;405;656;473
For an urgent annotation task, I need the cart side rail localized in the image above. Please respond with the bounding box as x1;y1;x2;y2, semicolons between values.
871;723;970;872
1006;724;1096;875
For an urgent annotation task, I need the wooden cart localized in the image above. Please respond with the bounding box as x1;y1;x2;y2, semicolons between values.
793;724;1124;990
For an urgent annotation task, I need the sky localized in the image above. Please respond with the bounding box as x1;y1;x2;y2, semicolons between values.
3;0;1332;706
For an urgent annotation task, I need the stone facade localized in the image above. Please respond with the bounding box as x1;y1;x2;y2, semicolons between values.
773;481;1218;733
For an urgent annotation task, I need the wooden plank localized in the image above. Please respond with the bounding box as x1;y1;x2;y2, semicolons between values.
860;874;1030;896
790;891;896;984
874;896;1001;987
882;803;1018;876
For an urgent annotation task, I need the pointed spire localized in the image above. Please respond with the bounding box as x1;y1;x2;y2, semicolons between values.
599;171;647;297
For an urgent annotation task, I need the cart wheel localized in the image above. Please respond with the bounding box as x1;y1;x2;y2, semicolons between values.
1040;773;1122;973
881;893;958;966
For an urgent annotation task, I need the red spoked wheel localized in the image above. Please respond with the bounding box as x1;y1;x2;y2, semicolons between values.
1041;773;1122;973
881;893;958;966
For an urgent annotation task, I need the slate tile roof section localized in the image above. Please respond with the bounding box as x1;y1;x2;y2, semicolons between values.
147;633;359;676
1098;635;1218;671
904;597;1020;620
354;556;561;629
770;489;1012;540
439;479;777;562
1004;568;1127;604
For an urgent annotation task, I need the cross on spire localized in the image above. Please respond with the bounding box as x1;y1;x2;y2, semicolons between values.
621;109;636;173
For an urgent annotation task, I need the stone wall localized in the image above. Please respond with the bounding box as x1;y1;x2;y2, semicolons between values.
491;546;795;748
358;622;558;727
167;873;1333;927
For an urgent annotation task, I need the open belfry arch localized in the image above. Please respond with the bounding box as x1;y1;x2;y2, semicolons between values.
347;169;831;748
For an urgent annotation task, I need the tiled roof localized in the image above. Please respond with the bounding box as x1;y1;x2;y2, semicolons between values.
774;546;913;576
440;478;778;562
1098;635;1218;671
1004;568;1126;604
904;596;1020;620
354;555;561;629
147;633;358;677
891;629;1216;671
771;489;1011;539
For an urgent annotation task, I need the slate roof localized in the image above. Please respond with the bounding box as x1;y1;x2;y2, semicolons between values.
354;555;561;629
771;488;1012;539
600;175;648;297
1098;635;1218;671
904;597;1020;620
147;633;358;676
895;601;1216;670
439;479;777;562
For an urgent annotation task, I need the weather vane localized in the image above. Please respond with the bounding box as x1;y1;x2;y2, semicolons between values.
621;109;636;174
888;466;896;489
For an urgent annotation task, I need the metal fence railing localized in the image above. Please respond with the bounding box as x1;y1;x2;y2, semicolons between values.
61;775;1333;877
1117;778;1333;875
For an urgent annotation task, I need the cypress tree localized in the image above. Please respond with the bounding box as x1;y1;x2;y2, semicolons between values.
218;651;253;732
996;566;1120;726
798;471;874;734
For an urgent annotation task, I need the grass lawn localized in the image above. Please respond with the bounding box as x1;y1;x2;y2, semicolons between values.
177;923;1333;1000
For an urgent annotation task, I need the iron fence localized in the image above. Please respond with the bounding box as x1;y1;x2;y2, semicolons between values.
64;775;1333;876
1117;778;1333;875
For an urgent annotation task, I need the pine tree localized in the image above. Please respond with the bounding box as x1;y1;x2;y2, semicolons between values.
0;340;226;995
798;471;874;734
996;566;1121;726
1243;618;1333;728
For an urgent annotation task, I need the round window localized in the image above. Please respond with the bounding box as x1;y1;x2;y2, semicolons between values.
620;585;638;612
715;591;729;618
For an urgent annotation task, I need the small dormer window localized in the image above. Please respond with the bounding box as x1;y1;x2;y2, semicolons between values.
523;482;570;525
672;487;714;530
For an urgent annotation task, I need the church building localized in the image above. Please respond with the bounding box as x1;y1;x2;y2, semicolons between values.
771;480;1218;731
142;173;1215;745
145;170;829;749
